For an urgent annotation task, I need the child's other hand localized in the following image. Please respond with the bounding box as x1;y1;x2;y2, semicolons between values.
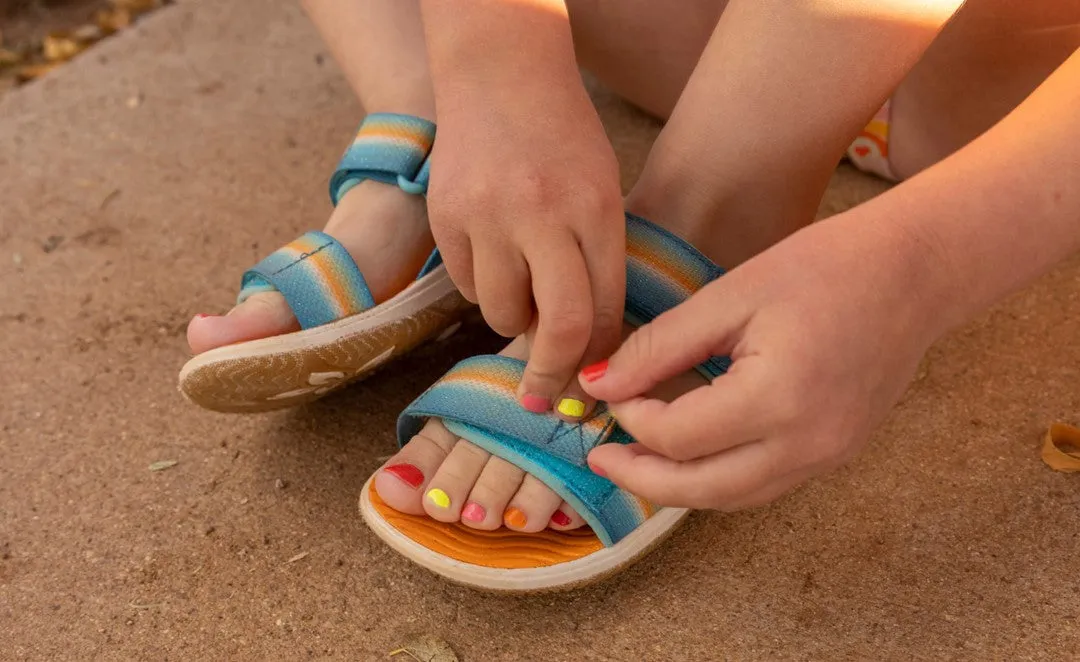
427;77;625;416
582;211;947;510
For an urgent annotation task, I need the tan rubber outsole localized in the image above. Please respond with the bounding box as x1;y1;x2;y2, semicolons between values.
359;476;690;594
178;266;472;413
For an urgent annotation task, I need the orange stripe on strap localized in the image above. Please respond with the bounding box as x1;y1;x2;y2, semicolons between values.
627;240;699;293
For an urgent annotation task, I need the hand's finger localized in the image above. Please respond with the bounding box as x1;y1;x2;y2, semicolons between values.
605;357;775;461
472;240;533;338
517;239;593;413
552;220;626;422
586;438;787;510
428;217;477;303
579;276;750;403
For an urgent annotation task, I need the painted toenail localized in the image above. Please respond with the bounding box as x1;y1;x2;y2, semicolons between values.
503;507;528;529
426;488;451;509
557;398;586;418
580;359;608;382
383;463;424;489
193;313;215;320
550;510;572;527
521;394;551;414
461;502;486;523
588;462;608;478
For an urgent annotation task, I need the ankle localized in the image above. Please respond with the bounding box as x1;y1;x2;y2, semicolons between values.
626;148;823;268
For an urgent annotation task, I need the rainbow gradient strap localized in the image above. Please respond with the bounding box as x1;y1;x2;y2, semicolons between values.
237;231;375;329
329;113;436;205
397;213;729;546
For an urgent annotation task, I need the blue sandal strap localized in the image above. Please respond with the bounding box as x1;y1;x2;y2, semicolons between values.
397;355;646;546
237;231;376;329
396;213;731;544
329;113;436;205
625;213;731;378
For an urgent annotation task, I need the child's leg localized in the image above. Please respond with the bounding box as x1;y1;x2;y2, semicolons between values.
570;0;956;269
186;0;436;354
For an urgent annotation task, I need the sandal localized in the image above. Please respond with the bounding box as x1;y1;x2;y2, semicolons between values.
179;113;471;413
359;213;730;592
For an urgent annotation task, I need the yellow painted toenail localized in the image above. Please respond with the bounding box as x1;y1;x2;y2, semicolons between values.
426;488;450;509
557;398;586;418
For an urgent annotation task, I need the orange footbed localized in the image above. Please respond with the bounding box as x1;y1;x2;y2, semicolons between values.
368;482;603;569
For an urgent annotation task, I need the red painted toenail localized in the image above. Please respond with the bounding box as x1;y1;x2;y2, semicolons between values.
588;462;607;478
383;463;424;489
461;502;486;523
194;313;214;320
580;359;609;382
550;510;572;527
521;394;551;414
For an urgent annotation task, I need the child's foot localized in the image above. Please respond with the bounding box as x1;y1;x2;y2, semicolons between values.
374;327;704;532
186;180;434;354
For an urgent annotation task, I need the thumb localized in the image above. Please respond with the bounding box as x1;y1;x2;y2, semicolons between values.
579;278;746;402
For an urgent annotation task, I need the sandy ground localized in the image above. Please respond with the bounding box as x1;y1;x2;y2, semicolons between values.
1;1;1079;660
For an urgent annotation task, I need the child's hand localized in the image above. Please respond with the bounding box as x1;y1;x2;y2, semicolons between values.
582;212;947;510
426;78;625;414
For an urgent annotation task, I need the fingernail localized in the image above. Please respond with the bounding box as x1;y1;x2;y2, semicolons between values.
588;462;608;478
521;394;551;414
503;506;527;528
461;502;486;523
383;463;424;489
557;398;586;418
550;510;572;527
426;488;450;509
580;359;609;382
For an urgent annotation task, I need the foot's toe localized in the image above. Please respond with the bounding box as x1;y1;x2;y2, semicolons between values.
460;456;525;530
503;475;566;533
548;501;587;530
186;292;300;355
422;440;490;523
373;419;456;515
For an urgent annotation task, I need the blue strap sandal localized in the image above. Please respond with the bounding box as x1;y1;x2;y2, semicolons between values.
179;114;471;413
359;213;728;592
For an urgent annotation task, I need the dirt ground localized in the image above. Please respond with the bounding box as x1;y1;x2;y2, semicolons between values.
1;0;1078;660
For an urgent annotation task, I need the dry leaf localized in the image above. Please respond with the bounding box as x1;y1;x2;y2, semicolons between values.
389;634;459;662
15;62;61;83
110;0;161;14
97;9;133;34
148;459;179;472
43;32;87;62
73;24;105;43
0;48;23;68
1041;423;1080;472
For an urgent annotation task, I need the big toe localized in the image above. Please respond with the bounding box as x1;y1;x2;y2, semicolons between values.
373;419;457;516
186;292;300;354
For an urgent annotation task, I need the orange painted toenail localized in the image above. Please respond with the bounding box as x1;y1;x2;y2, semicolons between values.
503;507;528;529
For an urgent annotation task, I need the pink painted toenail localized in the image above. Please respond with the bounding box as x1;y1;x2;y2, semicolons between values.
521;394;551;414
588;462;608;478
461;502;486;523
194;313;214;320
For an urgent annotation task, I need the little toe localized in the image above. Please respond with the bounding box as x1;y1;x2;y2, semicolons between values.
373;419;457;515
503;475;563;533
548;501;586;531
460;456;526;530
186;292;299;355
422;440;490;522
